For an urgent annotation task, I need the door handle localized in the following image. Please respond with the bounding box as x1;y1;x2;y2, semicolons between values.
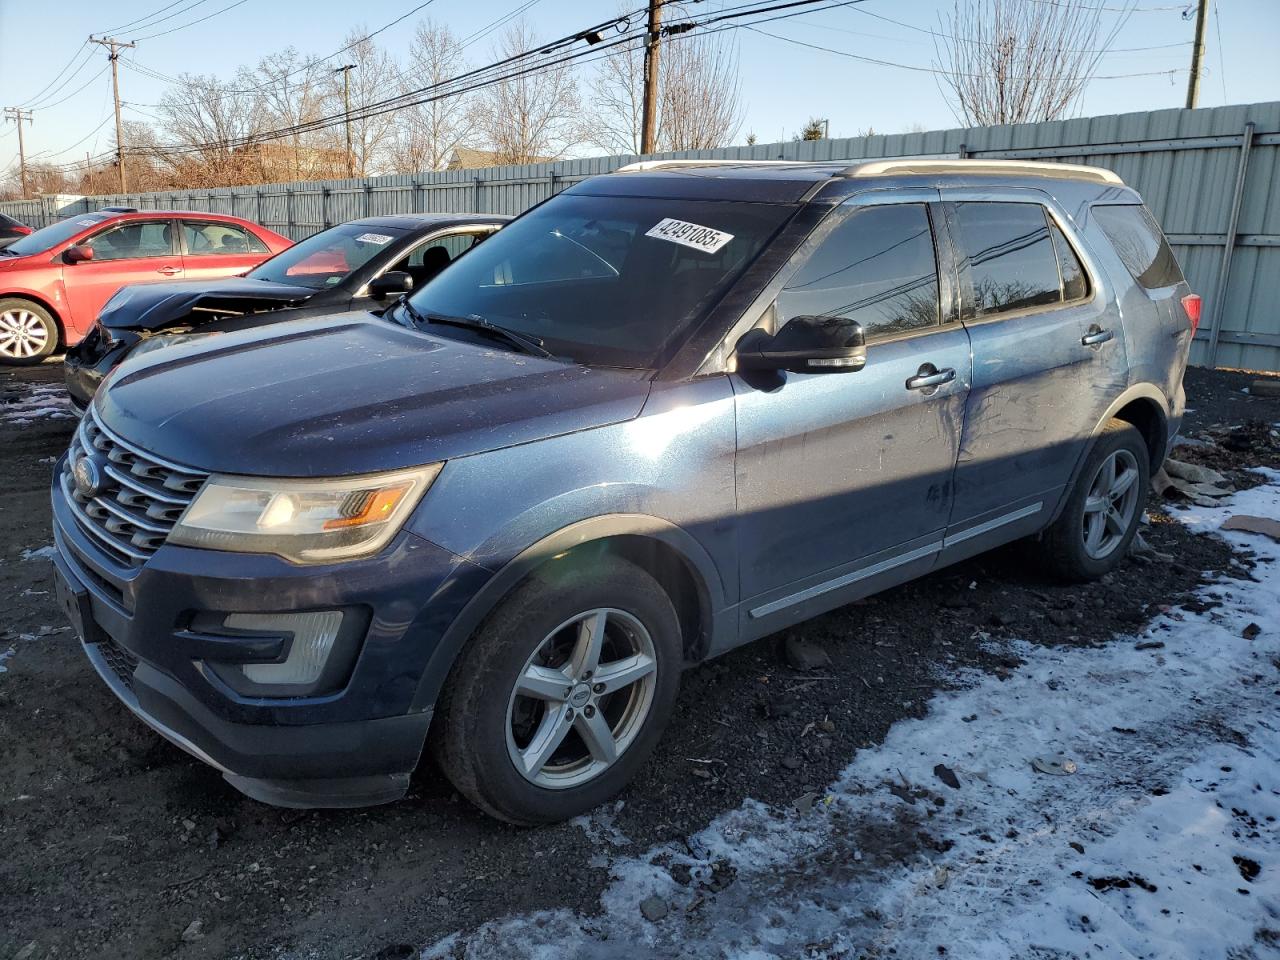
157;266;182;276
905;365;956;391
1081;326;1113;346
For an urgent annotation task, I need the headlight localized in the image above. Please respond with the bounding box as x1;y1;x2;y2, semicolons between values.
169;464;441;564
129;331;216;359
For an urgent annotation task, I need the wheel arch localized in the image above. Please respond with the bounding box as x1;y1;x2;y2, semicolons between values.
412;515;727;713
0;291;66;347
1047;383;1168;525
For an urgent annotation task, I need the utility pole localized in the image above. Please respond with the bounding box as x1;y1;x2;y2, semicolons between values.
335;64;357;178
640;0;663;155
3;107;33;199
89;36;136;193
1185;1;1209;109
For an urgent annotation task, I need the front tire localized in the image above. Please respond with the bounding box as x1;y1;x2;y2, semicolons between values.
1042;419;1149;581
432;555;682;825
0;298;59;365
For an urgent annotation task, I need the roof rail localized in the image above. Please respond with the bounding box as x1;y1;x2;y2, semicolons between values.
613;159;809;173
843;159;1122;185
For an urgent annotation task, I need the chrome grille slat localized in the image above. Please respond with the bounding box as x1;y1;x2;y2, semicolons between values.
61;408;209;568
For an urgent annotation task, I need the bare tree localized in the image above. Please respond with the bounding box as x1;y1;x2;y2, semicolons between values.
244;48;339;181
934;0;1133;126
392;20;476;172
589;26;742;154
477;19;586;164
154;73;260;186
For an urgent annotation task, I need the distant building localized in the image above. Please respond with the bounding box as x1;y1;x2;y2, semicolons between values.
447;146;554;170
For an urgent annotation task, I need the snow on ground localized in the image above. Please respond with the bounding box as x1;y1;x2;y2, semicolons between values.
0;383;76;425
425;475;1280;960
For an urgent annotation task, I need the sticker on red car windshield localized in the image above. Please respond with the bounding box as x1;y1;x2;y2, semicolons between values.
645;218;734;254
77;219;98;227
355;233;393;245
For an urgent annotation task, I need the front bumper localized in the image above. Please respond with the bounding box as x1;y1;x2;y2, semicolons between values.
51;465;492;807
64;326;135;412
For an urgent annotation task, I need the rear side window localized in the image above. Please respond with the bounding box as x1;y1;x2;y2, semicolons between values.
951;202;1064;318
1092;204;1184;289
183;221;269;256
1049;220;1089;302
777;203;940;340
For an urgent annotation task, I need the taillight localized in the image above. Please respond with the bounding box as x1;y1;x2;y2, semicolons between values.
1181;293;1202;336
15;225;31;235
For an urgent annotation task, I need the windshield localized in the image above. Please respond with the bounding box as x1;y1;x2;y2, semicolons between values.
247;222;409;289
406;194;795;368
3;214;109;257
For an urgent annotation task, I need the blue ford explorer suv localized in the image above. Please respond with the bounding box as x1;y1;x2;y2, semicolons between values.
51;159;1197;824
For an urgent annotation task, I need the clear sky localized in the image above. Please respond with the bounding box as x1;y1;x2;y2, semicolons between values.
1;0;1276;174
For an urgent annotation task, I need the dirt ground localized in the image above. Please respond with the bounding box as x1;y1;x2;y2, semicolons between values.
1;362;1277;960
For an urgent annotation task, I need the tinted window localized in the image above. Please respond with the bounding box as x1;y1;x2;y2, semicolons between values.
777;204;939;339
247;222;409;290
89;221;174;261
408;194;794;368
953;202;1062;318
389;230;493;289
1049;220;1089;302
183;221;268;256
1092;204;1184;289
1;213;109;257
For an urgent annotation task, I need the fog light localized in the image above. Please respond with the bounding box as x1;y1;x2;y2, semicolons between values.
225;611;343;685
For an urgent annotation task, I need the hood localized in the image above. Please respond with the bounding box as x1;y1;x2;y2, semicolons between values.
96;313;652;476
99;277;314;331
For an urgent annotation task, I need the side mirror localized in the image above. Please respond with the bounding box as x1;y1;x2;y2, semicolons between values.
735;315;866;374
64;245;94;264
368;270;413;299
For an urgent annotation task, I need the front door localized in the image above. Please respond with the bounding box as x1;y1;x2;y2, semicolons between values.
731;196;971;636
939;194;1129;542
62;219;184;334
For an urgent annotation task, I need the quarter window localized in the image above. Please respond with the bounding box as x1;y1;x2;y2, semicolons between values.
1091;204;1184;290
951;202;1066;318
1049;219;1089;303
183;221;268;256
777;204;940;340
88;221;174;261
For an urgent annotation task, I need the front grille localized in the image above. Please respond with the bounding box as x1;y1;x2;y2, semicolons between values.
60;407;208;567
98;639;139;692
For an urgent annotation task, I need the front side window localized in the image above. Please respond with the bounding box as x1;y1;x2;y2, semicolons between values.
390;229;494;289
88;221;174;262
183;221;268;256
407;194;795;368
777;203;940;340
247;223;410;290
1092;204;1184;290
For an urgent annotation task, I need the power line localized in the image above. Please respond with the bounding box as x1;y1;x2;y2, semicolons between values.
27;63;111;112
846;5;1192;53
17;42;92;108
99;0;200;35
743;24;1186;81
116;0;219;39
132;0;252;41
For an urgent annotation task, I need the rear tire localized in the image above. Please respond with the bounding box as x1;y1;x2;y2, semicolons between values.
0;298;59;365
1041;419;1149;582
432;555;682;825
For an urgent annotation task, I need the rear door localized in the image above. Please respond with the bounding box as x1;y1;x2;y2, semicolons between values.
939;192;1129;551
62;219;184;334
731;193;972;636
179;219;272;282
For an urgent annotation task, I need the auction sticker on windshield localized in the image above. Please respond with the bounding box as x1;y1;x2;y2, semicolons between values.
356;233;394;245
645;218;734;254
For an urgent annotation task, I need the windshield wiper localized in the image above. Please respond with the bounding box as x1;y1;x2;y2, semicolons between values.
421;311;553;358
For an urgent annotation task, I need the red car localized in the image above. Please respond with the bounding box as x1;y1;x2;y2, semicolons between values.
0;209;291;364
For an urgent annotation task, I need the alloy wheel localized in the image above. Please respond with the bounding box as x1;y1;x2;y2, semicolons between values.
1081;448;1141;559
505;607;658;790
0;308;49;360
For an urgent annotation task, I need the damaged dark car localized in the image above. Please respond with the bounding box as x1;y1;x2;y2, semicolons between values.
63;212;507;411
